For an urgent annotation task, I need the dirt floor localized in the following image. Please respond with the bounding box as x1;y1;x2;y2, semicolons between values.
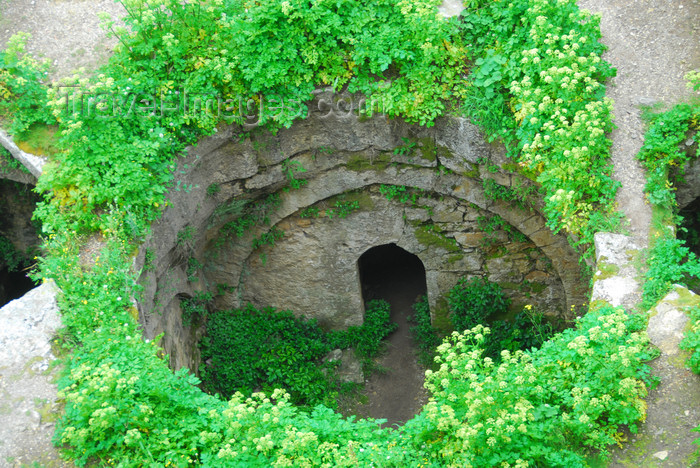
342;268;430;427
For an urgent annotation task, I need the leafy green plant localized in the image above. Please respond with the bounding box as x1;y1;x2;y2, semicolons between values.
299;206;319;218
181;291;212;328
0;33;56;135
328;299;397;373
404;305;654;466
448;277;511;332
206;183;220;197
200;304;337;408
325;200;359;220
142;247;155;272
393;137;417;156
282;160;307;191
482;178;535;211
480;304;555;361
216;194;281;247
186;257;202;283
637;102;699;208
680;305;700;374
0;146;30;175
642;236;700;310
408;295;442;366
477;213;528;246
199;299;396;408
460;0;620;254
251;226;284;251
176;226;196;252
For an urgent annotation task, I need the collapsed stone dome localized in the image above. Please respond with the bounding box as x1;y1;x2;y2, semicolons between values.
135;94;588;372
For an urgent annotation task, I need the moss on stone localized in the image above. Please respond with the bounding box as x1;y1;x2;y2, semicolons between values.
594;257;621;280
484;245;507;259
668;285;700;309
35;398;61;424
14;123;60;157
500;162;539;181
432;296;453;333
668;348;692;369
436;144;452;161
326;190;375;212
414;224;460;252
463;162;479;178
346;152;391;171
588;299;612;311
528;282;547;294
417;137;436;162
447;253;464;264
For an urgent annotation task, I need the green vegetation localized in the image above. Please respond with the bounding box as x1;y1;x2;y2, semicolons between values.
325;200;360;220
0;146;29;175
477;213;528;246
0;234;27;271
642;236;700;310
446;277;554;361
482;178;536;211
0;0;657;465
680;306;700;374
0;33;56;136
448;277;511;332
414;223;460;252
200;304;339;408
635;70;700;448
200;300;396;408
408;295;442;366
636;71;699;210
281;160;307;191
635;69;700;315
393;137;417;156
409;305;653;466
214;194;281;248
459;0;621;252
181;291;213;328
205;183;220;197
345;152;391;171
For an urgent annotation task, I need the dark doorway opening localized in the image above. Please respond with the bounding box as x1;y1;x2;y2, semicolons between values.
354;243;428;426
358;243;427;306
0;267;36;307
679;197;700;294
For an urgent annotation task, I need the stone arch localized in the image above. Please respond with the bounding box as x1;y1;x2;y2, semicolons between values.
136;110;588;370
205;165;586;317
217;185;568;330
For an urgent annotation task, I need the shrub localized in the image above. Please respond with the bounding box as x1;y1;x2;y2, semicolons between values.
200;300;397;408
0;32;56;135
447;277;511;332
327;299;397;371
642;236;700;310
200;304;336;408
408;295;442;366
680;305;700;374
402;305;654;466
481;304;555;360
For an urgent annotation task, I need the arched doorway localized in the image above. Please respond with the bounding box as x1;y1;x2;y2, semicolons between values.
354;243;429;426
358;243;428;308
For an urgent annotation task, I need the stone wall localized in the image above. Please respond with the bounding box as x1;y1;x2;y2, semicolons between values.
135;96;587;372
234;188;565;330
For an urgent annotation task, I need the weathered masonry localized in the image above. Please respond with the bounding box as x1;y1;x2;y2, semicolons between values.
135;93;588;372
